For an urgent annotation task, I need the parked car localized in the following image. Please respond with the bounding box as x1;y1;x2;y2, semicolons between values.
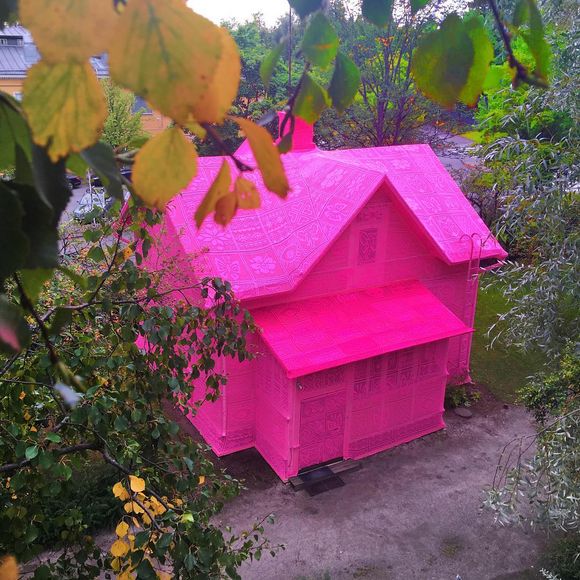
66;173;82;190
88;168;131;188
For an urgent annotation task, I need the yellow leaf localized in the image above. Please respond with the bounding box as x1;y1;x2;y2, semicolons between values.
115;521;130;538
198;475;206;485
30;426;37;433
194;160;231;227
129;475;146;493
191;26;241;123
133;127;197;210
18;391;25;400
23;61;106;161
110;539;129;558
20;0;118;64
111;557;121;572
234;177;261;210
109;0;223;124
229;117;290;198
214;193;237;226
113;482;130;501
141;512;151;525
0;556;18;580
23;411;31;421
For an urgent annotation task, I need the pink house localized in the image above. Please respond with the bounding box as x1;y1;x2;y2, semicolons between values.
145;117;507;481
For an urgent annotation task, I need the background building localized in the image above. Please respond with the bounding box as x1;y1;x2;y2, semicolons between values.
0;25;170;136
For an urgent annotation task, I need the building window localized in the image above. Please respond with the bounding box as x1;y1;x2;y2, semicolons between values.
0;36;23;46
133;96;152;115
357;228;378;265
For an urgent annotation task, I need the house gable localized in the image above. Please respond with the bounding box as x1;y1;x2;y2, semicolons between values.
167;154;386;301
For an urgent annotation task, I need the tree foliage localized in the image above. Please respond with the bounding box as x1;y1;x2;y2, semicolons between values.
101;79;146;151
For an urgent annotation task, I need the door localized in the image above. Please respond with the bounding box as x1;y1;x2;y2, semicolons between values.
297;390;346;471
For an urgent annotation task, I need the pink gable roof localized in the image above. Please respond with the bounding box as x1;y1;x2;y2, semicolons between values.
168;152;385;300
167;138;506;301
251;279;472;378
328;145;507;264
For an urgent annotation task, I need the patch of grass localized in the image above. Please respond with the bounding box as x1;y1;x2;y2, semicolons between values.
471;282;547;403
440;536;463;558
459;130;484;143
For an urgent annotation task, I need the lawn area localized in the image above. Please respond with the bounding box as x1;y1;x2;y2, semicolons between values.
470;281;547;403
459;130;485;144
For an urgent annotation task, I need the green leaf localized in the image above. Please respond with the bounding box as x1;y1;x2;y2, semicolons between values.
0;95;31;170
25;445;39;460
294;73;330;123
0;295;31;353
66;153;89;179
410;0;430;13
483;64;508;91
114;415;130;432
11;182;59;269
301;13;339;69
328;52;361;114
45;433;62;443
277;133;293;154
57;265;87;289
361;0;393;28
81;142;123;200
411;13;474;108
135;558;157;579
517;0;551;80
288;0;323;18
19;268;53;303
31;144;71;227
260;40;287;89
512;0;530;27
459;16;494;107
0;183;28;280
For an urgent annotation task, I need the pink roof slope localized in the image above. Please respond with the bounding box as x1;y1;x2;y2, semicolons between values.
167;138;506;301
251;279;472;378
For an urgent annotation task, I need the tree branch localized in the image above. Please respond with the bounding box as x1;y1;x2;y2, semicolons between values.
0;442;98;474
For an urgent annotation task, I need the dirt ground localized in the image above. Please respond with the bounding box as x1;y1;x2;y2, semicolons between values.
184;389;547;580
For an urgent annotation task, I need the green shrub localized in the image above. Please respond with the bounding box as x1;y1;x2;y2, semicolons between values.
518;345;580;423
445;386;481;409
545;535;580;580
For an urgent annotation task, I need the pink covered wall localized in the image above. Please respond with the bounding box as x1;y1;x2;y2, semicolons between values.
243;186;476;382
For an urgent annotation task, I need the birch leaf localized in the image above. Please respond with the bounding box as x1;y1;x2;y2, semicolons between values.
230;116;289;198
20;0;118;63
191;27;241;123
23;62;106;161
234;177;261;210
194;160;231;228
109;0;223;125
132;127;197;210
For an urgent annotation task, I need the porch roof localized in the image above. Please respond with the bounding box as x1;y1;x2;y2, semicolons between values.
251;279;472;379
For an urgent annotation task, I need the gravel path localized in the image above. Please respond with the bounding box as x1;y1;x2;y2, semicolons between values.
200;391;545;580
